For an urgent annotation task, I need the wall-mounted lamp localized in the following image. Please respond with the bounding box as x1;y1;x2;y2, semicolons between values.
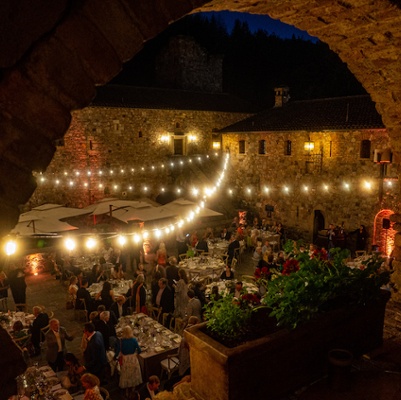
212;141;221;150
304;141;315;152
160;135;170;143
188;134;197;143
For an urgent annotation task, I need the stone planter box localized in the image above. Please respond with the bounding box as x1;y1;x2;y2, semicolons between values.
185;290;390;400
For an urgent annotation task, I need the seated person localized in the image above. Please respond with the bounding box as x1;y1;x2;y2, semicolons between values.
63;352;83;393
231;281;244;299
110;295;129;319
12;320;31;351
110;263;125;280
95;281;115;310
75;279;93;312
220;265;235;281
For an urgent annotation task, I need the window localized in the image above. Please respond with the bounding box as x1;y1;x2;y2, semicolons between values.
360;140;371;159
258;140;266;155
239;140;246;154
174;137;186;155
285;140;292;156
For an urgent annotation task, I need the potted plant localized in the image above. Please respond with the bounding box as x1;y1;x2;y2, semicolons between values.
185;247;391;400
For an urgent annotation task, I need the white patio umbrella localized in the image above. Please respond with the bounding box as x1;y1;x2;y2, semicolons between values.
11;218;78;235
163;199;223;218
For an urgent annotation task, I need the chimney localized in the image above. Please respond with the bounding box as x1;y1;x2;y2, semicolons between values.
274;86;290;107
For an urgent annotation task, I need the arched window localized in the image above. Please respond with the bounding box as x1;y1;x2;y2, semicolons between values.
258;140;266;155
239;140;246;154
360;140;371;159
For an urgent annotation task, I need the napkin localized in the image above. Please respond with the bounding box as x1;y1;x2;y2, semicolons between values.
43;370;57;378
154;346;164;352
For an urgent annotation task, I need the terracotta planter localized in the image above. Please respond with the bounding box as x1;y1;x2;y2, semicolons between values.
185;290;390;400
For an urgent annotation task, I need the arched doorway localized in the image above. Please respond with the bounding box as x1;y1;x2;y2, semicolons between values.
373;210;395;256
313;210;325;244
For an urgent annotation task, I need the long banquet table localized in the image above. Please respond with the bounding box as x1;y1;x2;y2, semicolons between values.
115;313;181;380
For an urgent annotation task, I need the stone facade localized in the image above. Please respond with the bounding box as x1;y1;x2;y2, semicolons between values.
223;128;398;249
29;105;249;209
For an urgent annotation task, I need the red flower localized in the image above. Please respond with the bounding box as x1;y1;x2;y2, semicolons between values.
282;258;300;275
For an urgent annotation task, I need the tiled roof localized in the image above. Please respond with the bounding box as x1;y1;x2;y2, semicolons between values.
90;85;255;113
219;95;385;133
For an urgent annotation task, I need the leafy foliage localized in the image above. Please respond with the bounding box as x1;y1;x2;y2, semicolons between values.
203;293;254;346
262;249;391;329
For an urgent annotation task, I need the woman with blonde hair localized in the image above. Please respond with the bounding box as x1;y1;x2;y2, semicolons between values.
68;276;78;306
80;373;103;400
115;325;142;398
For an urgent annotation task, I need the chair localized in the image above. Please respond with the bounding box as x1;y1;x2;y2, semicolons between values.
148;305;162;322
13;333;32;352
99;387;110;400
179;254;188;261
230;258;238;270
39;323;50;359
15;303;28;312
162;312;170;327
160;353;180;380
0;297;7;311
74;298;88;322
48;310;54;320
174;317;185;335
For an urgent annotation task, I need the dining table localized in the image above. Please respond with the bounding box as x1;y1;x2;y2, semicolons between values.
178;256;226;282
207;239;229;256
205;280;259;298
115;313;181;380
0;310;35;332
11;364;73;400
87;279;133;298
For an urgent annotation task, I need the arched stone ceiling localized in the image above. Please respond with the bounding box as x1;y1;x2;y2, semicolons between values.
0;0;400;237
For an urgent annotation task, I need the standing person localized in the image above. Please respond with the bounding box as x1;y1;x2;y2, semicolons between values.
45;318;74;372
115;325;142;398
151;264;166;305
156;242;168;267
30;305;49;356
80;373;103;400
173;269;189;319
138;375;160;400
0;271;9;307
8;267;27;310
155;278;174;325
126;275;146;314
82;322;108;383
76;279;93;313
227;234;240;266
327;224;336;250
165;257;179;289
184;290;202;324
95;280;115;310
354;225;368;252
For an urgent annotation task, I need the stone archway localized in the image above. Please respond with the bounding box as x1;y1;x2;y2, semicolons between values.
1;0;401;238
374;209;396;256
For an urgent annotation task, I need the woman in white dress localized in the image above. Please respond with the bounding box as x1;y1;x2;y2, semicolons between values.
174;269;189;319
116;325;142;398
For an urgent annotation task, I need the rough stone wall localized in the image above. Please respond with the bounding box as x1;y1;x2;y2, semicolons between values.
156;36;223;93
29;106;249;208
223;129;397;246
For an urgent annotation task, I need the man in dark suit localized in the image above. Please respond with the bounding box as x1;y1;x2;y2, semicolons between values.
75;278;93;312
93;311;113;350
155;278;174;315
138;375;160;400
45;319;74;372
227;234;240;265
30;305;49;356
165;256;179;289
82;322;107;383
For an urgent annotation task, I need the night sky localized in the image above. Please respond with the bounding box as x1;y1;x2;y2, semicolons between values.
201;11;318;42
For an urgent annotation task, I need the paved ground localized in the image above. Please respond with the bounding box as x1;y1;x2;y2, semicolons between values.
8;248;401;399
